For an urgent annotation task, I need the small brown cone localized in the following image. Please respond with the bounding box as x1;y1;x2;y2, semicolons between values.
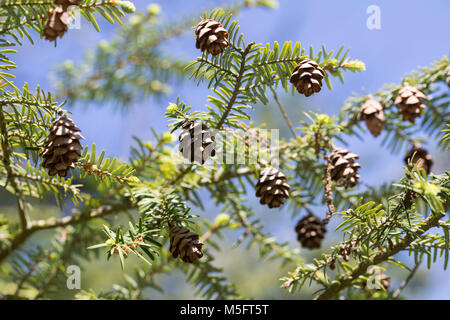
295;213;327;250
358;98;385;137
255;167;290;208
195;19;229;56
330;148;361;189
169;226;203;263
178;120;215;164
404;143;433;175
41;115;84;177
394;84;427;123
290;59;325;97
43;7;72;41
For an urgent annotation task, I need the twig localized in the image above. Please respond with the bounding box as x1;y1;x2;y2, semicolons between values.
392;261;422;299
270;87;298;138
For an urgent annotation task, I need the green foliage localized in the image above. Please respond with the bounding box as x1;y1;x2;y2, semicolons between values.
340;57;450;154
0;1;448;301
0;0;132;44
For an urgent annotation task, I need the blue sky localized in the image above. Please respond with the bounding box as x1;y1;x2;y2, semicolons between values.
10;0;450;298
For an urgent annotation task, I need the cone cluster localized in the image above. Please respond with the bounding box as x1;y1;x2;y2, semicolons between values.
290;59;325;97
394;84;427;123
338;240;360;262
330;148;361;189
178;120;216;164
195;19;229;56
404;143;433;175
42;115;83;177
295;213;327;250
43;0;80;41
169;226;203;263
358;98;385;137
255;167;290;208
114;244;131;258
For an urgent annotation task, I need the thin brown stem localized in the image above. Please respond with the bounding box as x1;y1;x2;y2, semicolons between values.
271;88;298;138
392;260;422;299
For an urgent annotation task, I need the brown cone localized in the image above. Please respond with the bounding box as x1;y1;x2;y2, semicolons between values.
169;226;203;263
358;98;385;137
404;143;433;175
178;120;215;164
295;213;327;250
290;59;325;97
43;7;72;41
255;167;290;208
394;85;427;123
330;148;361;189
41;115;84;177
195;19;229;56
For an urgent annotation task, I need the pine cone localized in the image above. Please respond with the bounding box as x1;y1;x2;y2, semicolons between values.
195;19;229;56
358;98;385;137
178;120;215;164
255;167;290;208
43;7;72;41
290;59;325;97
404;143;433;175
41;115;84;177
330;148;361;189
295;213;326;250
169;226;203;263
394;84;427;123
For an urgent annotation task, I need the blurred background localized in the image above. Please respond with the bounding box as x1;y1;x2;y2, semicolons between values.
1;0;449;299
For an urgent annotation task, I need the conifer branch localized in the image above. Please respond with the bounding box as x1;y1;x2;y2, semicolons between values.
0;105;29;229
215;42;254;129
315;211;444;300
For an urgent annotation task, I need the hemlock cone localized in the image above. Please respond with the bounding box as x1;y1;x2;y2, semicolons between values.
394;84;427;123
290;59;325;97
43;7;72;41
169;226;203;263
295;213;327;250
195;19;229;56
41;116;84;177
178;120;216;164
255;167;290;208
404;144;433;175
329;148;361;189
358;98;385;137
